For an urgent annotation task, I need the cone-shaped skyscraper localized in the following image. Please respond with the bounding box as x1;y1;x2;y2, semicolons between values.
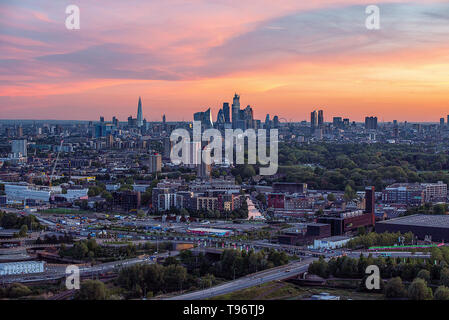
137;97;143;127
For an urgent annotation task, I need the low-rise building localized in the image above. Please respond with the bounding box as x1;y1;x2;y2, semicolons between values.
0;261;45;276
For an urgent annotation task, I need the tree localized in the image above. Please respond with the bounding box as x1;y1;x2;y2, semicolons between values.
416;269;431;283
8;283;32;298
75;280;109;300
408;278;433;300
434;286;449;300
18;225;28;238
384;277;406;298
163;265;187;292
327;193;336;202
440;268;449;287
343;184;356;202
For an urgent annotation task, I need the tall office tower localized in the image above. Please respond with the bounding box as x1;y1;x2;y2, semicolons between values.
197;147;211;179
148;153;162;173
223;103;231;123
393;120;399;138
137;96;143;127
193;111;203;122
447;115;449;127
333;117;342;128
17;126;23;137
197;161;211;179
231;93;241;128
100;116;105;123
194;108;213;128
216;109;225;124
163;114;166;124
310;110;318;129
107;134;114;148
188;141;202;168
440;118;445;127
365;116;378;130
112;116;119;127
265;113;270;128
365;186;376;226
203;108;213;128
318;110;324;127
163;137;172;159
273;115;279;128
243;105;254;129
12;139;27;158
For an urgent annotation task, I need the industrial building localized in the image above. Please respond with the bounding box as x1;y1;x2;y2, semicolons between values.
317;210;373;236
4;183;51;203
0;261;45;276
310;236;352;250
187;227;233;237
278;223;331;245
376;214;449;242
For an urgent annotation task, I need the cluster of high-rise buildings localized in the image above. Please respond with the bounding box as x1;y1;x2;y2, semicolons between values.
194;93;280;130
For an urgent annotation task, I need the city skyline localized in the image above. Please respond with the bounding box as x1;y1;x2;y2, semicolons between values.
1;1;449;121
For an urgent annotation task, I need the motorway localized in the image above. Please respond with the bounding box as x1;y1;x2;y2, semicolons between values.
164;248;430;300
165;258;316;300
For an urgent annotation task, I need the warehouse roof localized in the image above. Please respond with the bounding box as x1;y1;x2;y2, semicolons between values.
376;214;449;228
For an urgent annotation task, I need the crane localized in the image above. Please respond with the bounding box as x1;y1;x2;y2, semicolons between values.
49;139;64;188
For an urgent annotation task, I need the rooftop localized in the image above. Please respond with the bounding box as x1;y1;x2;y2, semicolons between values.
377;214;449;228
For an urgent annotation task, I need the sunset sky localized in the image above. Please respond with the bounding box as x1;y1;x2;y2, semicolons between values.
1;0;449;122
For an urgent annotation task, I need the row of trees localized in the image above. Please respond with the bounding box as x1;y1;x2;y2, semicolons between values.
383;277;448;300
35;233;74;244
116;263;190;298
60;239;172;262
179;248;289;280
0;211;43;231
308;254;449;283
404;203;448;216
308;255;449;300
346;231;414;249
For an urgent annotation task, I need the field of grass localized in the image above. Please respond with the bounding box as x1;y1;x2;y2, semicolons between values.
210;281;384;300
39;208;94;215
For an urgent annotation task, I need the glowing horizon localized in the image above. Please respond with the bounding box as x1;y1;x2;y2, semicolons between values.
1;1;449;122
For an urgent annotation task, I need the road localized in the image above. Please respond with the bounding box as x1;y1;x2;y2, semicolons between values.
165;258;315;300
164;247;430;300
0;251;178;284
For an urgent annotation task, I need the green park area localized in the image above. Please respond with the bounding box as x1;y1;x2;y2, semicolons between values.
210;281;383;300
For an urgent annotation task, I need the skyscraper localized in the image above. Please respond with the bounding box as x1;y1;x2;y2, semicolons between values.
231;93;240;128
216;109;225;124
12;139;27;158
318;110;324;127
265;114;270;128
223;103;230;123
193;108;213;128
310;110;318;129
365;116;378;130
243;105;254;129
137;97;143;127
273;115;279;128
